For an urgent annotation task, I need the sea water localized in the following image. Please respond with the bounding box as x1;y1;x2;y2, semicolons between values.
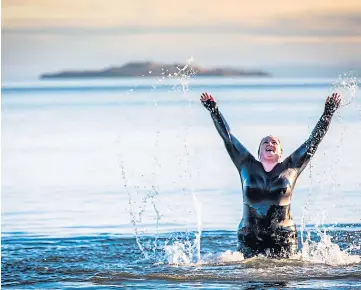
2;75;361;289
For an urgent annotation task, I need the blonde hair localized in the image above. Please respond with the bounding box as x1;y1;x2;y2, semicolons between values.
258;136;283;160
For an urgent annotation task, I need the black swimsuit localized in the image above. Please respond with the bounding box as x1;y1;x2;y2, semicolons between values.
209;108;333;258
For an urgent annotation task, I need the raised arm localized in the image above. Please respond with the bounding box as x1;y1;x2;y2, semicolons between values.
200;92;251;166
289;93;341;173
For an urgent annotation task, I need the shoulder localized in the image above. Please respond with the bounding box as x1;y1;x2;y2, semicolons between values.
280;155;292;167
241;154;259;168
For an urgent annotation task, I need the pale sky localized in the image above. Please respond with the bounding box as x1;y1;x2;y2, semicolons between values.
2;0;361;80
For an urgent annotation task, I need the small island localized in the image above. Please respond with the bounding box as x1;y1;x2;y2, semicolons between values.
40;62;271;79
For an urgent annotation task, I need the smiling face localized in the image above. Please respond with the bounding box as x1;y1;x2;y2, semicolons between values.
258;136;283;163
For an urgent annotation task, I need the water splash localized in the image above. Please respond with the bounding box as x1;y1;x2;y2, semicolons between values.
173;57;197;93
152;56;197;92
161;230;360;267
176;57;203;264
298;71;361;267
330;71;359;107
164;240;196;265
158;57;202;265
192;192;202;262
120;57;202;261
298;229;360;266
120;160;148;258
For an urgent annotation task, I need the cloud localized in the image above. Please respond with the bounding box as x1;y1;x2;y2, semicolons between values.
261;11;361;37
2;3;361;80
2;11;361;40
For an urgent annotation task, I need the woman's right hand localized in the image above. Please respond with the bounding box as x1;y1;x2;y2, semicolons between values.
200;92;218;112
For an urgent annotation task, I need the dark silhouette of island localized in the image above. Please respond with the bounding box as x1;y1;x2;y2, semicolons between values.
40;62;271;79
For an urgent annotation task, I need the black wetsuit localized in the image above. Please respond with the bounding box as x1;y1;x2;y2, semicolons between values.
208;105;334;258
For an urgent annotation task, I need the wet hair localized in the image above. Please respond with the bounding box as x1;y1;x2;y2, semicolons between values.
258;136;283;160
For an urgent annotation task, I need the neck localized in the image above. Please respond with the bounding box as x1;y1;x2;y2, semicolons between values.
261;159;279;172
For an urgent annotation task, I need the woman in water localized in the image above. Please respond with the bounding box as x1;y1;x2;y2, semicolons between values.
200;92;341;258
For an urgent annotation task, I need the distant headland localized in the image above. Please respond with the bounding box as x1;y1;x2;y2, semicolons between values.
39;62;271;79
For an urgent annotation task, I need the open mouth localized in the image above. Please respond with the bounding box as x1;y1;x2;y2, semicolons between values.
266;148;275;152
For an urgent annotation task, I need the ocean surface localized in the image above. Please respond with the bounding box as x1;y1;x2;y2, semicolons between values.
2;75;361;289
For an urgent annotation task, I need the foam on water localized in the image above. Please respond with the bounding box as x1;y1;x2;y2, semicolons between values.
159;230;360;267
163;247;246;266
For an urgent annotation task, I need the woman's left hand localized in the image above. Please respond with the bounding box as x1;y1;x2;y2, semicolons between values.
324;93;342;115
